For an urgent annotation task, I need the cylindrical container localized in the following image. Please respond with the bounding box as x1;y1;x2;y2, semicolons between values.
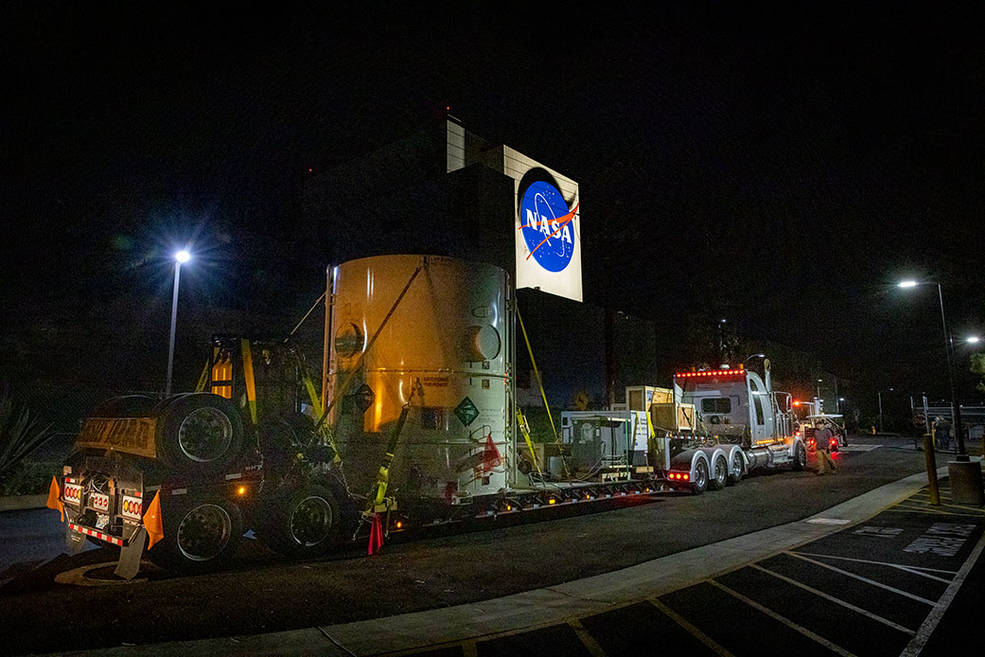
326;255;512;504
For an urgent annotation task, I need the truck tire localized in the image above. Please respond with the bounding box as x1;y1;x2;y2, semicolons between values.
259;484;341;558
792;441;807;471
148;495;244;572
727;450;744;485
156;394;244;474
709;454;728;490
690;457;709;495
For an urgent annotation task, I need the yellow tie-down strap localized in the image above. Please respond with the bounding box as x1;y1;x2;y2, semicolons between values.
76;417;158;459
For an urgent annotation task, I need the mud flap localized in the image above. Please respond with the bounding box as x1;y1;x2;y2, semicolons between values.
65;524;86;555
114;528;147;580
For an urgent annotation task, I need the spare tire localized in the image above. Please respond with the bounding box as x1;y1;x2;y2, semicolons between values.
156;394;244;473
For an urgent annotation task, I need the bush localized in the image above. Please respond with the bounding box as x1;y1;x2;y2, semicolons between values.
0;460;60;496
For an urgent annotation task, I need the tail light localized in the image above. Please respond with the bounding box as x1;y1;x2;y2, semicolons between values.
120;494;143;521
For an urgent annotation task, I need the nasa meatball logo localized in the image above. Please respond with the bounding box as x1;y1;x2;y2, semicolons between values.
518;181;578;273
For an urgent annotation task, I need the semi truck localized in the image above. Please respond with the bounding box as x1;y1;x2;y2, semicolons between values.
47;255;667;578
647;360;807;493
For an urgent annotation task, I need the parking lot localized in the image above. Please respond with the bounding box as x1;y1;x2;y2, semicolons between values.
399;481;985;657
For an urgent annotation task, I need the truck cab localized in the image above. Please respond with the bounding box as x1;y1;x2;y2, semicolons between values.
675;365;792;447
656;358;805;493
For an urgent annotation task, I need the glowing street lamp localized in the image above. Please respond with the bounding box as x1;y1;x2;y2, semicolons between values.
877;387;893;433
897;279;967;460
166;249;191;396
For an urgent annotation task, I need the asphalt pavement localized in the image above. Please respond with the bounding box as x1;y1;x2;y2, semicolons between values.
1;437;982;657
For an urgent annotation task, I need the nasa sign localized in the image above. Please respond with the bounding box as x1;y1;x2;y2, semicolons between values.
509;153;582;302
518;181;578;273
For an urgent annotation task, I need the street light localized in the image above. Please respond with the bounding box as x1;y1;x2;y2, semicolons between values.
166;249;191;396
897;279;967;460
877;387;893;433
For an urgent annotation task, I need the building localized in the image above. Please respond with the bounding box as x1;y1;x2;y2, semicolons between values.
303;116;659;412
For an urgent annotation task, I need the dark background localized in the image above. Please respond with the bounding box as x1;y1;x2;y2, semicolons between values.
2;3;983;428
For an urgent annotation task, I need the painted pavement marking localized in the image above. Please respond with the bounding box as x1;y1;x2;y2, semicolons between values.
567;618;608;657
898;525;985;657
785;551;937;606
708;579;858;657
647;597;735;657
749;563;916;635
792;552;957;582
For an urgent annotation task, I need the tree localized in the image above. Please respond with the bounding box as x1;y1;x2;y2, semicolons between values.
971;352;985;394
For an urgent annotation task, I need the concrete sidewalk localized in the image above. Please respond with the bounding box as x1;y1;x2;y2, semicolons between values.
54;467;956;657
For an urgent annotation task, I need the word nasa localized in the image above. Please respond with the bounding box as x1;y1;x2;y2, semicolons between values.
518;181;578;273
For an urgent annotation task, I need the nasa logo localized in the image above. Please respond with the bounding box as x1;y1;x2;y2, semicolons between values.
518;181;578;273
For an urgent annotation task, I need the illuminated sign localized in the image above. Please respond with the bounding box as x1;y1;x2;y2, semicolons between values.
518;181;578;273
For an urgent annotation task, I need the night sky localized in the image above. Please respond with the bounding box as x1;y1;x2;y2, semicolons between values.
3;4;984;409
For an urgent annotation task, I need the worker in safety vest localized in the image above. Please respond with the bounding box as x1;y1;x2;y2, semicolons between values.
814;421;837;475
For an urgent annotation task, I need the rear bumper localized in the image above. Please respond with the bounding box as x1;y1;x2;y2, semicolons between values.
68;521;128;547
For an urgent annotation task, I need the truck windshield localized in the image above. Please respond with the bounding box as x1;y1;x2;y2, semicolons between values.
701;398;731;414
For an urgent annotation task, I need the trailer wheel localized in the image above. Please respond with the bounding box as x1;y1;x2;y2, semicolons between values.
148;496;244;572
727;451;744;485
792;441;807;471
156;394;244;473
690;457;709;495
259;484;341;558
709;454;728;490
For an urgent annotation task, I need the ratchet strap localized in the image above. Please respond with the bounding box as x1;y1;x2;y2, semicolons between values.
516;408;543;477
516;305;569;477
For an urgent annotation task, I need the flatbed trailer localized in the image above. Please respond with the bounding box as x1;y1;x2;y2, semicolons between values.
49;255;670;577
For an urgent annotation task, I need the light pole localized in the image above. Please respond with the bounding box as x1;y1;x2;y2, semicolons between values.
877;387;893;433
898;280;967;460
166;249;191;397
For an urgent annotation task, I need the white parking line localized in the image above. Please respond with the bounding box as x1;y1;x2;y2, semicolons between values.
750;563;916;635
899;528;985;657
648;598;735;657
791;552;956;582
568;619;608;657
709;580;858;657
785;552;937;605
